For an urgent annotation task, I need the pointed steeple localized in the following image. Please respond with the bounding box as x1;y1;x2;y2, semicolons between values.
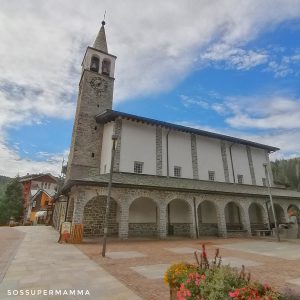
93;21;108;52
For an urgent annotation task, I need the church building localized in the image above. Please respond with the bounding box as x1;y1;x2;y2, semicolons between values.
55;21;300;242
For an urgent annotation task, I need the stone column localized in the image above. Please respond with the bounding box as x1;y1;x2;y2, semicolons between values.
188;200;197;239
118;202;129;239
240;202;252;236
156;126;163;176
220;141;230;183
70;191;86;243
191;134;199;180
246;146;256;185
158;202;167;239
113;118;122;172
216;203;227;237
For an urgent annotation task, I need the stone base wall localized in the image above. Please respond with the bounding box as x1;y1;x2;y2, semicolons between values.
169;223;191;236
227;230;248;238
83;197;118;237
129;223;157;237
198;223;218;236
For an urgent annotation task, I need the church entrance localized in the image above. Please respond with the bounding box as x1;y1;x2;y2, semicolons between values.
128;197;158;237
248;202;268;233
167;199;191;237
197;201;218;236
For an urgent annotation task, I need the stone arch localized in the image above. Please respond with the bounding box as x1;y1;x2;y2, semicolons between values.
128;197;158;237
224;201;245;231
248;202;269;233
197;200;218;236
268;203;286;225
83;196;119;238
167;198;193;237
90;55;100;72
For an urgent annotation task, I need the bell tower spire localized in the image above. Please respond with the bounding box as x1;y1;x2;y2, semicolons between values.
66;20;117;181
93;21;108;53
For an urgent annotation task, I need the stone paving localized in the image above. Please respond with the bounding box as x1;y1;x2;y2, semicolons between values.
77;237;300;300
0;226;141;300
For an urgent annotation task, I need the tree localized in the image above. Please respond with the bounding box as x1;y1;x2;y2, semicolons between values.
0;177;23;225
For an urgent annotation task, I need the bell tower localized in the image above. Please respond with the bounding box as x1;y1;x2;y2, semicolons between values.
66;21;117;180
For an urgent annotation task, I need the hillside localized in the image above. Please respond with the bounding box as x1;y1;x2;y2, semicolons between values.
271;158;300;191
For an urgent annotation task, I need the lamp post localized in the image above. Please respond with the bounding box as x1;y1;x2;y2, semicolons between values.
263;163;280;242
102;134;118;257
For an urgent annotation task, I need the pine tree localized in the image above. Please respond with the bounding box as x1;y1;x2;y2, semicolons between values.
0;177;23;225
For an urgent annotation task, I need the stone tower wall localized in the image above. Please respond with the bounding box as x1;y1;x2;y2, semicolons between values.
66;69;114;180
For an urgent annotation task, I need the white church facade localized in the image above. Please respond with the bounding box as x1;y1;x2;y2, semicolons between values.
54;21;300;242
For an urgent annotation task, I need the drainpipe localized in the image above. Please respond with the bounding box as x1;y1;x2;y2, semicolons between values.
166;129;171;178
193;197;199;239
229;143;236;183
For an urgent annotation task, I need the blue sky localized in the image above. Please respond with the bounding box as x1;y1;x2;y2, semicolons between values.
1;1;300;176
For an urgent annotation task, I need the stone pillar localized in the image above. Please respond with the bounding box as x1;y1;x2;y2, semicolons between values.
113;118;122;172
158;203;167;239
70;191;85;243
246;146;256;185
156;126;163;176
220;141;230;183
188;200;197;239
118;202;129;239
216;203;227;237
191;134;199;180
240;202;252;236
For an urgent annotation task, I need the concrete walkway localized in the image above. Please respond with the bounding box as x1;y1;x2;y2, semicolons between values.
0;226;141;300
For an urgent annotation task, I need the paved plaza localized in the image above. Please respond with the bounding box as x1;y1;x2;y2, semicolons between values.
0;227;141;300
1;227;300;300
78;236;300;300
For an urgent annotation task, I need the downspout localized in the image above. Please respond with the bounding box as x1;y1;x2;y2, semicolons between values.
229;143;236;183
166;129;171;178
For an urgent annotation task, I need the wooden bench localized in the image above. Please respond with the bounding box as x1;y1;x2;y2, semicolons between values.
254;229;272;237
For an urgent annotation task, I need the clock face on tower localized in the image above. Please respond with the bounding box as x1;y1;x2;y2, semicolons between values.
89;77;108;95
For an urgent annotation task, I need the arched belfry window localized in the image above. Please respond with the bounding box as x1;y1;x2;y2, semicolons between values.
102;59;111;76
90;56;100;72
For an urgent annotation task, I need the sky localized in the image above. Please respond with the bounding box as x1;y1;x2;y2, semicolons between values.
1;0;300;177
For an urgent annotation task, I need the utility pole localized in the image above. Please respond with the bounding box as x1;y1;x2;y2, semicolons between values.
263;163;280;242
102;134;118;257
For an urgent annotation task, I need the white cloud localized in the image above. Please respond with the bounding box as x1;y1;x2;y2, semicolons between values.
199;44;268;70
1;0;300;176
225;95;300;129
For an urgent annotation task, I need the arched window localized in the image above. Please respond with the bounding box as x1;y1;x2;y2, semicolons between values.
90;56;99;72
102;59;111;76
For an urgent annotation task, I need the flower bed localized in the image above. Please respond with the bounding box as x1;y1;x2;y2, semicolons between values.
164;244;299;300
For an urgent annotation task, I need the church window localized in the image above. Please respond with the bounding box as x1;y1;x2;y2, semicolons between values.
208;171;215;181
174;166;181;177
134;161;143;174
91;152;95;158
262;178;267;186
90;56;100;72
102;59;111;76
237;174;244;184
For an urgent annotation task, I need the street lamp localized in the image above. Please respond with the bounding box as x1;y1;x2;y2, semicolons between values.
263;163;280;242
102;134;118;257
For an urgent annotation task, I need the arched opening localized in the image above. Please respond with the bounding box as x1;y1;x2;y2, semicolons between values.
248;203;268;233
268;203;285;226
197;201;218;236
83;196;119;238
129;197;158;237
90;56;100;72
225;202;243;230
102;59;111;76
167;199;191;237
